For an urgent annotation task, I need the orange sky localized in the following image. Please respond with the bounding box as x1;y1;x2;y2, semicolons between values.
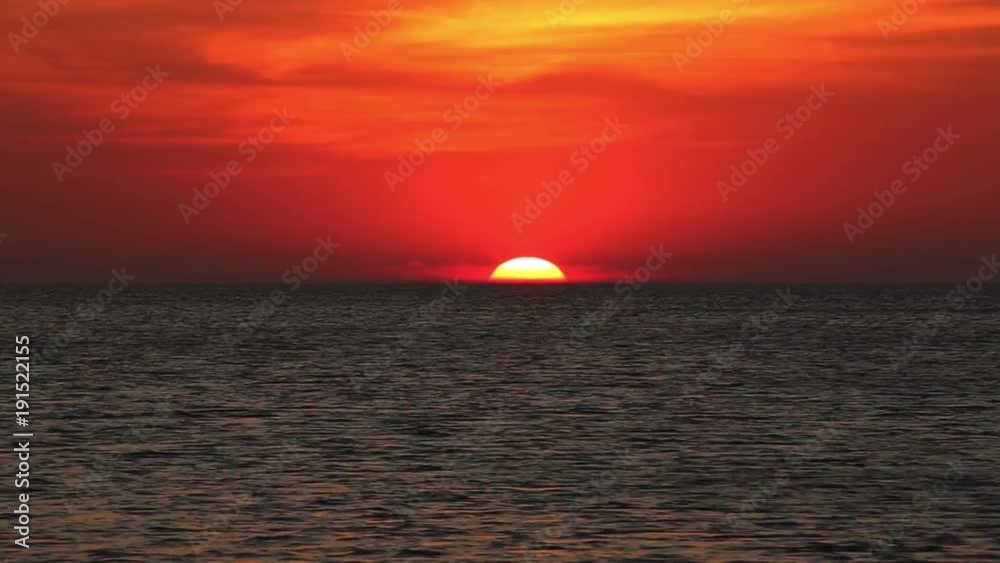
1;0;998;281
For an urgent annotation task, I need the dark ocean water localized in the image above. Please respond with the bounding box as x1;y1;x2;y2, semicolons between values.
2;284;999;562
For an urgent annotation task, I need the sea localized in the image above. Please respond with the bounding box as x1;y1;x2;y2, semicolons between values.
2;284;998;561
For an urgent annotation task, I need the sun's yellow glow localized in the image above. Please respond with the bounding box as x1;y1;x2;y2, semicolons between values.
490;257;566;282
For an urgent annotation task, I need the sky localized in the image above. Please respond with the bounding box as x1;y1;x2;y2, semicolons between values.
1;0;998;282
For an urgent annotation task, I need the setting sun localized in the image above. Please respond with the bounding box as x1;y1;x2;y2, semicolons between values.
489;257;566;283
